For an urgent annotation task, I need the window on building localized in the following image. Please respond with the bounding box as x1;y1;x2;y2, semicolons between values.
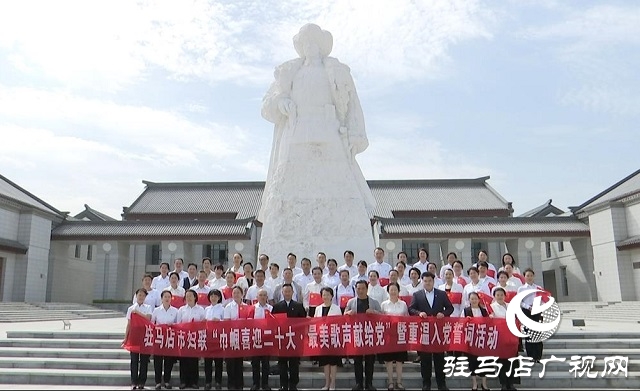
146;244;162;265
87;245;92;261
633;262;640;270
401;241;428;264
545;242;552;258
74;244;81;258
560;266;569;296
204;242;229;267
471;241;486;264
558;241;564;252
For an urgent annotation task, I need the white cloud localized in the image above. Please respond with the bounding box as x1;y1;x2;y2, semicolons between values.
0;0;495;91
0;86;258;217
518;4;640;116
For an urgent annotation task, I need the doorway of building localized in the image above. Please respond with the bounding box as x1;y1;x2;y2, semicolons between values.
542;270;558;302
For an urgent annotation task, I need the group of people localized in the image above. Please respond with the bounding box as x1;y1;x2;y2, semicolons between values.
125;248;544;391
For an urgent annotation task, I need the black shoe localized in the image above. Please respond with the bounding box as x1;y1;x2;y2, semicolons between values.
204;384;211;391
263;387;272;391
290;387;298;391
155;385;162;390
278;388;287;391
438;387;449;391
179;385;186;390
366;386;377;391
214;383;222;390
251;386;259;391
353;385;364;391
421;386;430;391
165;385;172;390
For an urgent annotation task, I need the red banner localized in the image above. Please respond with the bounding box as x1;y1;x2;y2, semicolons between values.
505;291;517;303
457;277;468;287
379;278;389;287
487;269;496;278
513;273;525;284
124;313;518;359
477;293;494;315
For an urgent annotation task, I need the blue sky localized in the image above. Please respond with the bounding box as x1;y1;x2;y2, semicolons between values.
0;0;638;219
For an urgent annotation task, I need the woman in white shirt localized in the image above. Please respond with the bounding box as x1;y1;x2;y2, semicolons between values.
438;269;464;317
177;290;205;389
499;252;522;275
490;287;518;391
314;287;342;390
204;289;224;389
367;270;388;305
404;267;422;296
322;259;341;288
226;252;244;278
427;262;444;288
518;268;544;363
503;263;524;288
134;274;160;308
124;288;153;390
463;292;490;391
151;291;178;390
304;267;327;316
380;282;409;391
223;286;249;390
452;260;470;287
164;272;186;308
208;264;226;290
492;271;518;300
462;267;491;309
201;257;216;281
236;262;255;293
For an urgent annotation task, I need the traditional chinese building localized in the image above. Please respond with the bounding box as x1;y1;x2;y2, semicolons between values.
2;171;638;305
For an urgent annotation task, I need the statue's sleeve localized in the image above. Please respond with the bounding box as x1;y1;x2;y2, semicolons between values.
345;71;368;155
261;67;286;124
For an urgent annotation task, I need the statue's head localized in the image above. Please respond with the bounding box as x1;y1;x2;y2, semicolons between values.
293;23;333;59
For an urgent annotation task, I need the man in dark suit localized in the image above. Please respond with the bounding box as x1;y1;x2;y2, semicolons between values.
271;283;307;391
409;272;454;391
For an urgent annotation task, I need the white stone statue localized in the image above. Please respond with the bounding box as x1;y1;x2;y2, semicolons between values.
258;23;375;265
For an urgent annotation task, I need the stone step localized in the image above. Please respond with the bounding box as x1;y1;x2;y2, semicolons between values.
0;367;635;388
0;356;637;373
6;331;124;340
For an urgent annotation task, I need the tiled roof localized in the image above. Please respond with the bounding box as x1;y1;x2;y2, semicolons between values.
51;219;251;240
571;169;640;214
368;177;510;218
0;174;63;217
74;204;117;222
125;177;511;219
617;235;640;250
125;181;264;219
0;237;28;254
379;216;590;237
518;199;565;217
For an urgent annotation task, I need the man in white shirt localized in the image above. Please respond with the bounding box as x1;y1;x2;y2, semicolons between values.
287;252;303;277
251;289;273;390
367;247;392;278
518;268;544;362
338;250;358;279
125;289;154;390
246;269;274;305
151;262;171;291
304;267;326;315
293;258;313;288
257;253;270;274
316;252;330;275
190;270;211;307
171;258;189;282
350;260;369;287
265;263;283;289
